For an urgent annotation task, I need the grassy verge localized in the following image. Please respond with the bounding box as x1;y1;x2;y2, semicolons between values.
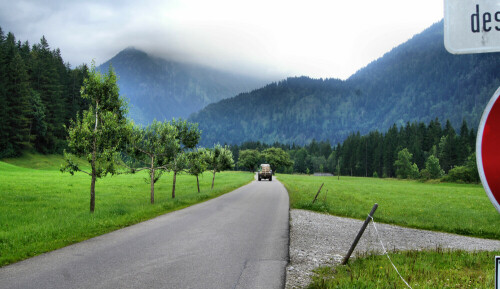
0;157;253;266
278;174;500;239
308;249;500;289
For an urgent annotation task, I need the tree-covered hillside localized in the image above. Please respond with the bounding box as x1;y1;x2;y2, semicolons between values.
190;21;500;146
99;48;268;124
0;28;88;157
191;77;361;145
348;21;499;131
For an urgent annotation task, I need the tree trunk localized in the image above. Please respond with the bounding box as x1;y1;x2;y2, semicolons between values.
196;175;200;193
90;169;96;213
150;156;155;204
90;103;98;213
211;168;216;189
172;170;177;198
90;148;96;213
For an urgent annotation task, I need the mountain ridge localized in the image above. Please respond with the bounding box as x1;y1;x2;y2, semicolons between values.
99;48;269;124
189;21;500;146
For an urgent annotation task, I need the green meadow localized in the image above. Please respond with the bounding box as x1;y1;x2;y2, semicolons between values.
278;174;500;288
0;154;253;266
278;174;500;239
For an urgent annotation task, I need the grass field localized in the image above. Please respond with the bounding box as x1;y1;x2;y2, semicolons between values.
308;249;500;288
279;174;500;288
278;174;500;240
0;155;254;266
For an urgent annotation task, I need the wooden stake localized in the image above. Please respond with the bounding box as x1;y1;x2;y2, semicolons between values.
342;203;378;265
312;183;324;204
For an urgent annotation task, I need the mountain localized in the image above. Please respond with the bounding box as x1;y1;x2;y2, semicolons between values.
189;21;500;146
99;48;268;124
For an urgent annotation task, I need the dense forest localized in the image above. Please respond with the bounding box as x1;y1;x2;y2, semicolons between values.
0;27;88;157
230;118;478;181
190;21;500;146
99;48;267;124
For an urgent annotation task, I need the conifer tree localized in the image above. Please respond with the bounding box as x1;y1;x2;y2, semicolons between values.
4;33;31;155
0;27;9;156
31;36;65;152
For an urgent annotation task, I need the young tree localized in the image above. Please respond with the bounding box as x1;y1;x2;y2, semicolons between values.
61;63;128;213
169;152;188;199
394;148;419;179
127;120;178;204
237;149;261;172
425;155;444;179
169;119;201;198
206;144;234;189
186;149;208;193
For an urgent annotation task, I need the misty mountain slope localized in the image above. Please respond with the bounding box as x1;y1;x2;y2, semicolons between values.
348;21;500;130
99;48;267;124
190;77;361;145
190;21;500;146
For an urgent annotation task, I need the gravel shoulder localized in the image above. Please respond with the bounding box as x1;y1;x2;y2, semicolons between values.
285;209;500;289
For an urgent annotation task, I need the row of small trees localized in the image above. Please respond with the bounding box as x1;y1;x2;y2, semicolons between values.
61;64;234;212
237;147;293;173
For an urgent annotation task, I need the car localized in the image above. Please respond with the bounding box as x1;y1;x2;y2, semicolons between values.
258;164;272;181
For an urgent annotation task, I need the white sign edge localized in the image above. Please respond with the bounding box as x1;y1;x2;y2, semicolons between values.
443;0;500;55
476;86;500;214
497;256;500;289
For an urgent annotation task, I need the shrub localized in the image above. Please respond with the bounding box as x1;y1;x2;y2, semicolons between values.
420;168;431;180
442;153;479;183
443;166;476;183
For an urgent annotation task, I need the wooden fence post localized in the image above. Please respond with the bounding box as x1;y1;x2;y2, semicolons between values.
341;203;378;265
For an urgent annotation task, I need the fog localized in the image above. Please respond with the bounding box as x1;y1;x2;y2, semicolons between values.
0;0;443;80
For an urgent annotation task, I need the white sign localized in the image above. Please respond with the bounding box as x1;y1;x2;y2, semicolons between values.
497;256;500;289
444;0;500;54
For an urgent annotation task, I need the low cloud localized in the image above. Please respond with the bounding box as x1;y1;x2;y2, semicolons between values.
0;0;443;80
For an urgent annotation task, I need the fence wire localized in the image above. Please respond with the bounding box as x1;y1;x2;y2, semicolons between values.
368;215;413;289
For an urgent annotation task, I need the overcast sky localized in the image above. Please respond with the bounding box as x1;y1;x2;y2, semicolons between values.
0;0;443;80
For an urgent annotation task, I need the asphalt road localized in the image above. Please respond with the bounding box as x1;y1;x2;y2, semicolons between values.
0;177;289;289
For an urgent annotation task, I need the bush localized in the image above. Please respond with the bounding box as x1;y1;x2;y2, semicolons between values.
420;168;431;180
442;153;479;183
373;171;379;178
443;166;478;183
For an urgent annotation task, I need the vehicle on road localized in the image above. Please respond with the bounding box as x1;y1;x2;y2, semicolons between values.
258;164;272;181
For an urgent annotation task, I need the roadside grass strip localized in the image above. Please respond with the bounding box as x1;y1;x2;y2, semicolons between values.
278;174;500;240
0;160;253;266
307;249;500;289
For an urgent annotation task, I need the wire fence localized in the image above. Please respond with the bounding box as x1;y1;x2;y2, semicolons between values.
368;215;413;289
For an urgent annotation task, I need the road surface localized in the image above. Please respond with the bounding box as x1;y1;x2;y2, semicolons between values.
0;177;289;289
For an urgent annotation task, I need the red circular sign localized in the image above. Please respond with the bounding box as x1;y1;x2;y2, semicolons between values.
477;86;500;214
